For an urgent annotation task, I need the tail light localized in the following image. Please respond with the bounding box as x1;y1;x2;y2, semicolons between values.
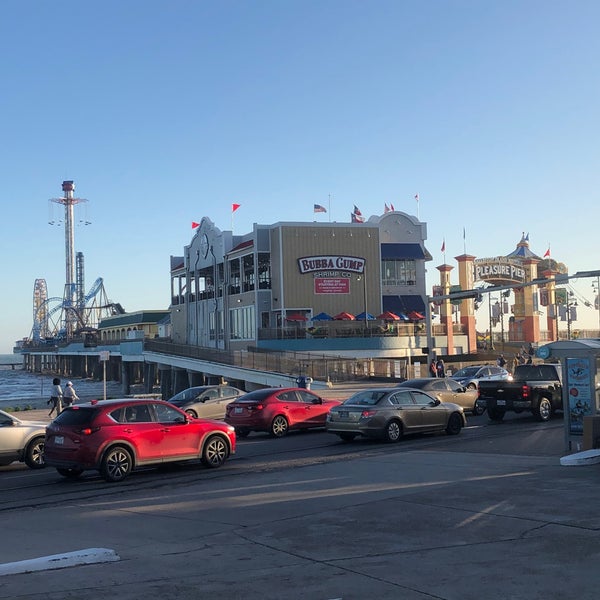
249;403;264;412
79;427;101;435
361;410;377;418
522;385;530;399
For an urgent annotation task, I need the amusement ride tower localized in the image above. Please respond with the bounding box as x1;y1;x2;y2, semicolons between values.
49;180;89;338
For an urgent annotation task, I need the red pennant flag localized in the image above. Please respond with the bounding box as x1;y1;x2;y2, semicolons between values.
390;203;395;211
192;221;200;229
543;247;551;258
232;203;241;213
441;239;446;252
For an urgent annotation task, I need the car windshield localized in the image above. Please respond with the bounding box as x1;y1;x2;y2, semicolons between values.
343;391;390;406
453;367;480;377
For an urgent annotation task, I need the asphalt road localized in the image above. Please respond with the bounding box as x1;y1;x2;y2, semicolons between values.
1;411;597;600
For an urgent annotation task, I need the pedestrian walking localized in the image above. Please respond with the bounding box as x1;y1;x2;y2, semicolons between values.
48;377;63;417
63;381;79;407
497;354;507;368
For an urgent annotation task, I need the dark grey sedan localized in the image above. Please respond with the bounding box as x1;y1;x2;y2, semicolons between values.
325;387;466;443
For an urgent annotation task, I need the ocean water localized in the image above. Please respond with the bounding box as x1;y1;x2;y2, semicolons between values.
0;354;125;409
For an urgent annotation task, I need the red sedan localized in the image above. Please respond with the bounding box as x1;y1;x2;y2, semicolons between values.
224;387;341;437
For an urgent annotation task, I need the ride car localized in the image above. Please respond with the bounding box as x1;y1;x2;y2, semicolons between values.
450;365;510;390
167;385;244;419
326;387;466;442
224;387;341;437
396;377;482;415
0;409;46;469
44;399;236;482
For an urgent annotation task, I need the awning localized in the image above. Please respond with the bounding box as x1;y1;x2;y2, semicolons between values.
381;243;427;260
355;311;376;321
312;312;333;321
333;311;356;321
383;295;427;316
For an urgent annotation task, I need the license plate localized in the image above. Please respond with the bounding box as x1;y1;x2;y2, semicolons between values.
497;399;506;406
234;407;243;414
54;436;64;445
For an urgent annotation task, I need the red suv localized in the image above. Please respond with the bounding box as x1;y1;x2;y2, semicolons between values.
45;399;236;482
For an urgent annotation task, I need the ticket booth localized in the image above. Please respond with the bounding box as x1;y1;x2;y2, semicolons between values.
537;339;600;453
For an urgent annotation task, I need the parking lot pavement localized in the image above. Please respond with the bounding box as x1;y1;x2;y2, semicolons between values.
2;430;600;599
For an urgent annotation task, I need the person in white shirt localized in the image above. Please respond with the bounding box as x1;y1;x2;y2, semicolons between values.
63;381;79;407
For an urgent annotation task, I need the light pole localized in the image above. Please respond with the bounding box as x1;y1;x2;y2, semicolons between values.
358;263;368;329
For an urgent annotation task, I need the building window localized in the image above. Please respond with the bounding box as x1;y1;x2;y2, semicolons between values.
230;306;256;340
243;254;255;292
382;259;417;286
258;253;271;289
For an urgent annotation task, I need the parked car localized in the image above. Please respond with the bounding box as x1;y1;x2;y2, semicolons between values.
0;409;46;469
167;385;244;419
44;399;236;482
451;365;510;390
224;388;342;437
326;387;466;442
396;377;482;415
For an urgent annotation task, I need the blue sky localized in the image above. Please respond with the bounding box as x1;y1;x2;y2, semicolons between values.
2;0;599;353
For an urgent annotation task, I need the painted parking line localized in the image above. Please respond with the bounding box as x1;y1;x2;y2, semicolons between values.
0;548;120;576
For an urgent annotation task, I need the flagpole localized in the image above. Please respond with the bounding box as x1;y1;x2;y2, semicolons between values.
415;193;420;220
328;194;331;222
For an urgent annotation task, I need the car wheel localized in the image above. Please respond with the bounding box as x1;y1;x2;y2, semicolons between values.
472;403;486;417
383;420;402;443
100;446;133;482
185;409;198;418
56;467;83;479
24;436;46;469
446;413;463;435
270;415;289;437
535;397;552;422
201;435;229;468
488;407;505;421
338;433;357;442
235;428;250;438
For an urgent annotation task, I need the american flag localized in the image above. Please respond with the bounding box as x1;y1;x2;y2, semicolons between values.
314;204;327;213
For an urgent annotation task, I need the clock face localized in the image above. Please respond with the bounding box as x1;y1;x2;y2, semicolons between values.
200;234;209;258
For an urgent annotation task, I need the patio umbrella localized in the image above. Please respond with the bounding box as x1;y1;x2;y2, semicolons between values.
377;310;401;321
333;311;356;320
407;310;425;321
286;313;308;321
355;311;376;321
312;312;333;321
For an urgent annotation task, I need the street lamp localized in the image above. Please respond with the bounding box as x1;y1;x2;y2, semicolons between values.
357;264;368;329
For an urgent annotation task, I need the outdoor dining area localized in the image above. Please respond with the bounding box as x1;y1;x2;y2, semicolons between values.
277;309;427;339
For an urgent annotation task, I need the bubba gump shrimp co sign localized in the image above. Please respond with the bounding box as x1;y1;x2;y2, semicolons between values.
474;258;526;284
298;255;365;295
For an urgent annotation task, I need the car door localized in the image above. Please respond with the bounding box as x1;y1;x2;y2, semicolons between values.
296;390;327;426
388;390;423;432
0;413;21;464
151;403;198;458
193;388;221;419
116;403;163;463
443;379;474;411
411;390;446;429
275;391;306;428
425;379;454;404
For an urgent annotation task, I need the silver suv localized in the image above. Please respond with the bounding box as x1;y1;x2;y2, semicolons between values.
451;365;510;390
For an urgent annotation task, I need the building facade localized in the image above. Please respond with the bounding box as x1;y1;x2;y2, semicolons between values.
169;211;446;358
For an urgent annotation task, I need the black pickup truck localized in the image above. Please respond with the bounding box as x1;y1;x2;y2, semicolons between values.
476;363;562;422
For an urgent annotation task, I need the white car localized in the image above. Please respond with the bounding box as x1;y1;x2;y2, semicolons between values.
451;365;510;390
0;409;47;469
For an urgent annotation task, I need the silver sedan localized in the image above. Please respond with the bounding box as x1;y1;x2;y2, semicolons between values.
326;387;466;443
0;409;47;469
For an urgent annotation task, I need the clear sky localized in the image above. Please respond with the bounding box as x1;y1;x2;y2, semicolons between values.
2;0;599;353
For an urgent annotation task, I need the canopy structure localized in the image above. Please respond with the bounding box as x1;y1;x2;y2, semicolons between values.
312;312;333;321
333;311;356;321
286;313;308;322
377;310;401;321
355;311;376;321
